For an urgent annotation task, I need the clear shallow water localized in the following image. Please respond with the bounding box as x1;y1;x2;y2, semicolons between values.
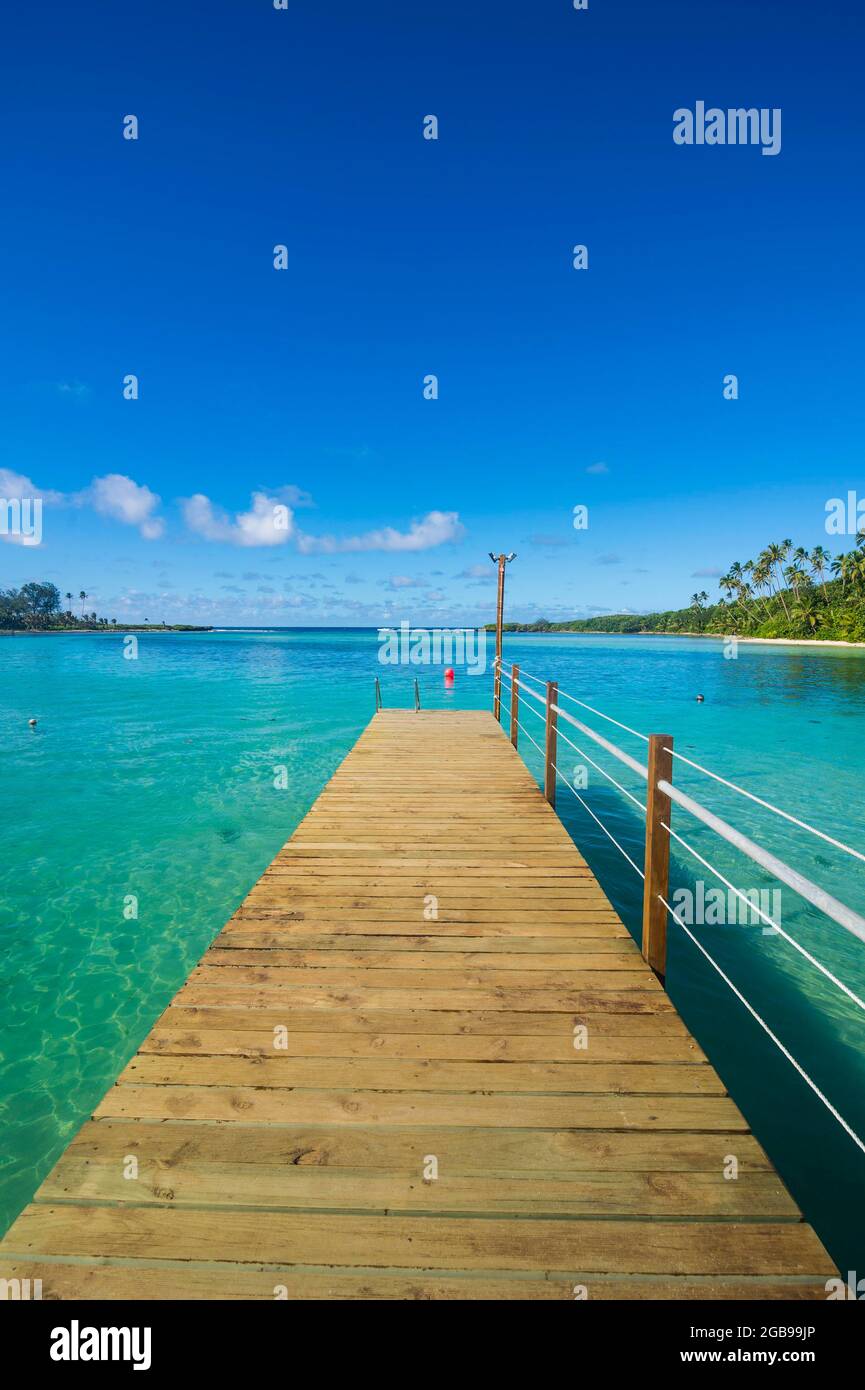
1;629;863;1271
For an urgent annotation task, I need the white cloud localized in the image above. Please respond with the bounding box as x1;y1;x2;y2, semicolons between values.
89;474;164;540
182;491;295;547
586;461;609;475
297;510;464;555
0;467;64;504
388;575;422;589
0;468;64;546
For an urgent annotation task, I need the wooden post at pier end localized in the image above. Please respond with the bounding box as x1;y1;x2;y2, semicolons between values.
642;733;673;980
510;664;520;747
544;681;558;807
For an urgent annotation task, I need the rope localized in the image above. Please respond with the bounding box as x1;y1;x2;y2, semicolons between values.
501;658;864;872
661;821;865;1015
557;687;651;743
663;747;865;867
504;660;651;742
660;892;865;1158
512;714;545;759
555;723;647;814
551;758;645;881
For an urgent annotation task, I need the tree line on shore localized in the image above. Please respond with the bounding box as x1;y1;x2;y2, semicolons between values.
0;582;115;629
0;582;204;631
495;537;865;642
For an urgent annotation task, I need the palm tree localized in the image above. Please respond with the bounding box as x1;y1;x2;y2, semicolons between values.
739;582;759;629
689;591;710;631
794;594;820;636
783;564;802;599
65;591;73;616
764;541;792;619
747;559;773;618
79;590;87;618
810;546;831;603
831;551;854;594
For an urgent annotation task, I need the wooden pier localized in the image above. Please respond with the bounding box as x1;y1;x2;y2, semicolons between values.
0;710;835;1299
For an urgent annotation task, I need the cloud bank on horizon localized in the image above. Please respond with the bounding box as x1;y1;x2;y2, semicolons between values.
2;467;465;558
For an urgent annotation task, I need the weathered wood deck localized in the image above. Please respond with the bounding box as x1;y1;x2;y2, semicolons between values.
1;709;835;1299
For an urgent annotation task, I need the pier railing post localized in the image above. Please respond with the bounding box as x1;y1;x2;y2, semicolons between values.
374;677;382;711
493;659;502;722
510;664;519;747
544;681;558;807
642;733;673;980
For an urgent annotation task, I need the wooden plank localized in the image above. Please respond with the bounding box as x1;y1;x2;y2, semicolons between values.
2;1207;834;1276
93;1086;750;1128
174;985;670;1013
117;1054;725;1094
213;933;636;952
0;1263;833;1301
188;966;658;990
56;1119;778;1172
155;1006;693;1036
41;1159;797;1219
143;1026;706;1061
202;948;646;971
0;707;835;1300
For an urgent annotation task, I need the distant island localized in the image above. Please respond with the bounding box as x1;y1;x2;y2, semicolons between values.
488;538;865;643
0;582;211;633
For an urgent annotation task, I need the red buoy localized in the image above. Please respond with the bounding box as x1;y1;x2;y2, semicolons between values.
444;667;455;686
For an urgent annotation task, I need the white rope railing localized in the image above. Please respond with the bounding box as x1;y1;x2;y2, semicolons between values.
551;755;646;881
557;686;650;743
555;722;647;814
497;655;865;869
661;819;865;1014
513;684;546;722
659;779;865;945
659;891;865;1158
512;674;650;780
511;713;545;759
495;656;650;742
499;656;865;939
663;745;865;867
493;650;865;1161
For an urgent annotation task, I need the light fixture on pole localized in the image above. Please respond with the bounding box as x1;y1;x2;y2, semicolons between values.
489;552;516;722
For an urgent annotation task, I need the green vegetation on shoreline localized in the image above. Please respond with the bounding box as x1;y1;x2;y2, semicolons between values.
0;582;210;633
489;538;865;642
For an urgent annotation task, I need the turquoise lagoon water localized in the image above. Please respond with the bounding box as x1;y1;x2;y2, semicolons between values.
1;628;864;1272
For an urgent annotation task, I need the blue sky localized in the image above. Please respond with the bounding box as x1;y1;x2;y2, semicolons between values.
1;0;862;625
